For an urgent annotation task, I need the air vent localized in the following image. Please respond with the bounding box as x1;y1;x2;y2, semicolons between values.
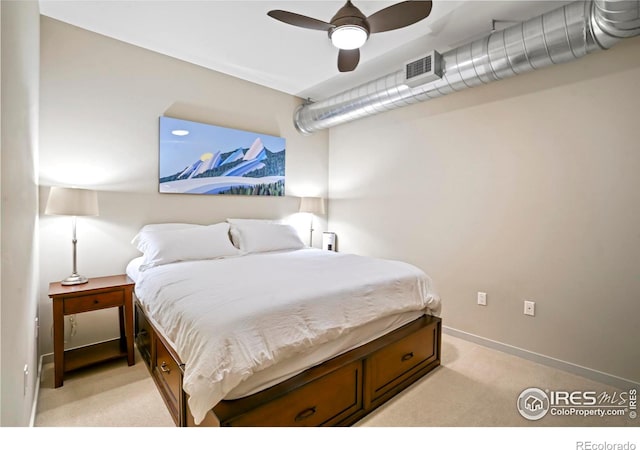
403;50;443;88
406;57;431;79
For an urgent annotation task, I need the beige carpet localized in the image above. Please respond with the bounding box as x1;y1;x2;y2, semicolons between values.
35;334;637;428
36;349;174;427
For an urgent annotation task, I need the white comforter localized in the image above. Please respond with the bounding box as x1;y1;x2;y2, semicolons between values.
133;248;440;425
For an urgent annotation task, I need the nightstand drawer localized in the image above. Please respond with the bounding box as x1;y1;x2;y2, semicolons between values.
64;290;125;314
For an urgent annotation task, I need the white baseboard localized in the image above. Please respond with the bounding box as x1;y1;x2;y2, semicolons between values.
443;326;639;391
41;352;53;365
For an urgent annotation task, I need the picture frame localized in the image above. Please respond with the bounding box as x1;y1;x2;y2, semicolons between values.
159;116;286;196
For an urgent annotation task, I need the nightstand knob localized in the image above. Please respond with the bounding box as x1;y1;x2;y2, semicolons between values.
94;299;99;304
160;361;171;374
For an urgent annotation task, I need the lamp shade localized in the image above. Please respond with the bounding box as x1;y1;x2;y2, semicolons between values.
299;197;325;215
45;187;99;216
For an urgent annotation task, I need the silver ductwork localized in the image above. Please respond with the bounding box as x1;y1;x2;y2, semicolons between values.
294;0;640;135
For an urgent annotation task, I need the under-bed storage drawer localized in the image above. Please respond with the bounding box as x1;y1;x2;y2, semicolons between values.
154;336;183;425
223;360;363;427
367;318;438;402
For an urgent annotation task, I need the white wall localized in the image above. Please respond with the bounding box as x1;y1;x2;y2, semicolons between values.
328;38;640;384
38;18;329;355
1;0;40;427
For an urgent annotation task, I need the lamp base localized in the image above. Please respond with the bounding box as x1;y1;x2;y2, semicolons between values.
61;274;89;286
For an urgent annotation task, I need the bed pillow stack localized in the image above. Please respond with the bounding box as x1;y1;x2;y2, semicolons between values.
227;218;305;254
133;222;240;271
131;219;307;270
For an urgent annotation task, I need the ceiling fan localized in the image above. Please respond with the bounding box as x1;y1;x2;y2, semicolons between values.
267;1;433;73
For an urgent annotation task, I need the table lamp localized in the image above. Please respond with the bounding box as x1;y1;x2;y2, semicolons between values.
45;186;99;285
298;196;325;247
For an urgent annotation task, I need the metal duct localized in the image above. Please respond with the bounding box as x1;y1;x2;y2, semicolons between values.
294;0;640;135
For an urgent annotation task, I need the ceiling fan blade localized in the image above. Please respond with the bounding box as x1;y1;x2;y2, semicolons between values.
367;1;433;33
267;10;334;32
338;49;360;72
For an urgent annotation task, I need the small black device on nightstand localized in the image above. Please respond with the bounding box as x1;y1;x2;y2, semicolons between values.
322;232;337;251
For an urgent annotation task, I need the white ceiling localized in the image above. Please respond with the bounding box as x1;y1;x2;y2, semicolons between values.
38;0;571;100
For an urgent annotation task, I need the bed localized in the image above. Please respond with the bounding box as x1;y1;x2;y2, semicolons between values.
127;220;442;426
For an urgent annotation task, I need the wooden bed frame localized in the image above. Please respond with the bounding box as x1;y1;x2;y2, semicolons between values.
134;298;442;427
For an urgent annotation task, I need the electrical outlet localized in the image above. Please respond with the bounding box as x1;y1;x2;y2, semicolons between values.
524;300;535;316
477;292;487;306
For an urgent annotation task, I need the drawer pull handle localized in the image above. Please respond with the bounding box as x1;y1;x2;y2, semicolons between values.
94;299;99;304
294;406;317;422
401;352;414;362
160;361;171;374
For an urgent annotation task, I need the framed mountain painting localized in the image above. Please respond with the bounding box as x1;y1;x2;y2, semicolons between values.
159;116;286;196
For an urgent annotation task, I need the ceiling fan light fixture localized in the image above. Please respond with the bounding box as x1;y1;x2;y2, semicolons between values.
267;1;433;72
330;25;368;50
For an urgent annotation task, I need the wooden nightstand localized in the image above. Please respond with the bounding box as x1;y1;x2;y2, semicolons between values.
48;274;135;388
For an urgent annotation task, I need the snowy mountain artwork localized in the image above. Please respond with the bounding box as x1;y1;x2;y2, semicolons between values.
159;116;286;196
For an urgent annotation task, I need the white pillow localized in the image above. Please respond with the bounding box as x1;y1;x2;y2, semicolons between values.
228;221;304;254
132;223;201;251
137;223;239;270
226;218;281;248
